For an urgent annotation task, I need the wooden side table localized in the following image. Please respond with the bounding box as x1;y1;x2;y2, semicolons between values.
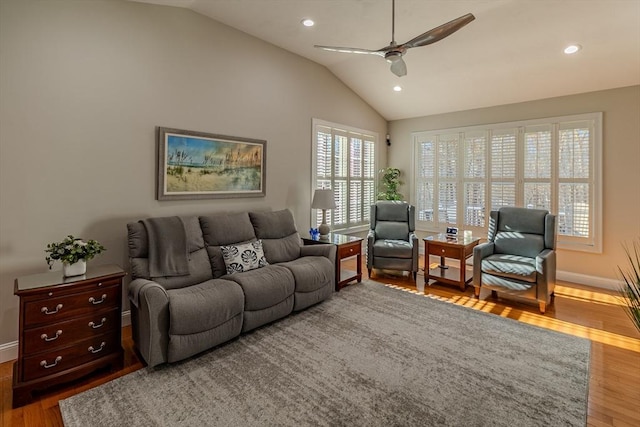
302;233;363;291
12;264;125;407
423;234;480;291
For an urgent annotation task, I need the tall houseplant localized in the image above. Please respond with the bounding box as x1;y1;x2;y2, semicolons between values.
618;239;640;332
377;167;403;201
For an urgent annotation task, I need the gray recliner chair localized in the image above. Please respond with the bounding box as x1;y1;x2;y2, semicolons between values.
473;207;557;314
367;201;419;281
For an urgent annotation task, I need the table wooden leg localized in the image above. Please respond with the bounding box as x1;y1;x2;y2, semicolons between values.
459;257;466;290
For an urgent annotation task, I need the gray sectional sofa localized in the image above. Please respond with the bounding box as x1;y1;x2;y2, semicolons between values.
127;209;336;367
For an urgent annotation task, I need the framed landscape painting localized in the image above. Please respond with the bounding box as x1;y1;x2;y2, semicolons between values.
156;127;266;200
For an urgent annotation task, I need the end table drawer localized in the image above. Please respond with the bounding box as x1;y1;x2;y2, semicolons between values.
22;331;119;382
338;242;360;258
427;244;459;259
24;308;120;354
24;284;120;326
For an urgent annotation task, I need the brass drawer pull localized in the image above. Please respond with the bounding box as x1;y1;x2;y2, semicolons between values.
41;304;63;315
40;356;62;369
88;342;106;354
40;330;63;342
88;294;107;305
88;318;107;329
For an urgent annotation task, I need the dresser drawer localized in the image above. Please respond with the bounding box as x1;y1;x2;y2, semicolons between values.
24;284;120;327
22;331;120;382
23;308;120;354
338;241;360;258
427;243;460;259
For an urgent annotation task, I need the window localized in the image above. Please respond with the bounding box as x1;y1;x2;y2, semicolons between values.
312;119;377;231
413;113;602;252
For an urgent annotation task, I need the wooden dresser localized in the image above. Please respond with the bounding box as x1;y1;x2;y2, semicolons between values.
12;264;125;407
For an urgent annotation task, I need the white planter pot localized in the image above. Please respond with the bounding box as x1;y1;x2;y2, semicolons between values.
63;259;86;277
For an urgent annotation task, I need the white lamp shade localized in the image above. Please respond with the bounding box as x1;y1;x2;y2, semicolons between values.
311;189;336;210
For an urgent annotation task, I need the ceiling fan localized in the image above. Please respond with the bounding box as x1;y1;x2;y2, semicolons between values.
314;0;475;77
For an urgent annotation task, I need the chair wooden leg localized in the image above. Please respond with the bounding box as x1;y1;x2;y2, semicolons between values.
491;290;498;299
367;268;372;278
539;301;546;314
473;286;480;298
413;272;417;281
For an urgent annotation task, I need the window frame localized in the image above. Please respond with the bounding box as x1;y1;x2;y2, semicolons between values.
311;118;378;233
411;112;602;253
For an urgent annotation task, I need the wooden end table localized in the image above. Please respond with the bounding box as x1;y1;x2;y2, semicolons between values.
423;234;481;291
302;233;363;291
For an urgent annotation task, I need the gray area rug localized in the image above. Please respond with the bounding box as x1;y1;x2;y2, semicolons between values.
60;281;590;426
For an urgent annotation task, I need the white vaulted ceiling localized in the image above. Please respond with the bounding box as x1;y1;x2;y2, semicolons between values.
132;0;640;120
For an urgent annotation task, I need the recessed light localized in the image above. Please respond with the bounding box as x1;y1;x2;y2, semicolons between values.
301;18;315;27
564;44;581;55
393;85;402;92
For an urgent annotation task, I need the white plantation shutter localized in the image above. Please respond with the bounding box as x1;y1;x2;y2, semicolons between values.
558;121;592;239
464;183;484;227
312;119;377;231
316;127;332;179
523;125;552;211
415;139;435;222
333;180;348;226
464;131;487;227
490;129;517;211
334;133;348;179
438;134;458;225
413;112;601;252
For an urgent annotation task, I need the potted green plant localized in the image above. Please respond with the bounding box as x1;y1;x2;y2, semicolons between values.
618;239;640;332
377;167;403;201
45;235;106;277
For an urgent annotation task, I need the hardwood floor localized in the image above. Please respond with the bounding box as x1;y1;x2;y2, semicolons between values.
2;257;639;426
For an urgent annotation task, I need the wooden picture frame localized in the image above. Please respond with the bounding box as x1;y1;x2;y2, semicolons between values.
156;127;266;200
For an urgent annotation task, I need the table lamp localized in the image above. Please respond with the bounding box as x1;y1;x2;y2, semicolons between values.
311;189;336;239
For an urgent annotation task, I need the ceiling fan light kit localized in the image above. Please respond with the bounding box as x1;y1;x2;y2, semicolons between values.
314;0;475;77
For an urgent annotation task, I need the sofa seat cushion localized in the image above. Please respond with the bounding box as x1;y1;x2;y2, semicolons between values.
481;254;537;283
167;279;244;336
224;265;295;311
372;239;413;259
280;256;333;293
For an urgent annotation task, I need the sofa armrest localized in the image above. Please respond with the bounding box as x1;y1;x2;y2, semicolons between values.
472;242;495;288
300;244;336;264
409;232;419;272
367;230;376;269
536;248;556;303
128;278;170;368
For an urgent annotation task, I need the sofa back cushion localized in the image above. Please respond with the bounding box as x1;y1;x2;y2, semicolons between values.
249;209;301;263
127;216;213;289
200;212;258;278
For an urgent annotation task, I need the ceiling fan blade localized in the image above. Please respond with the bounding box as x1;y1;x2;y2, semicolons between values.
402;13;475;49
390;57;407;77
314;45;386;56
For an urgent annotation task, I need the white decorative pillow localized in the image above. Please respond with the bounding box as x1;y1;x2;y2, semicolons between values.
221;240;269;275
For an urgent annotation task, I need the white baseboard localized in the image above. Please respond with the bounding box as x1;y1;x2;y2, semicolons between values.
0;341;18;365
556;271;621;291
0;310;131;364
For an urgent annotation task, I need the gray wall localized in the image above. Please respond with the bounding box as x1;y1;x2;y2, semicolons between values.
389;85;640;281
0;0;387;348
